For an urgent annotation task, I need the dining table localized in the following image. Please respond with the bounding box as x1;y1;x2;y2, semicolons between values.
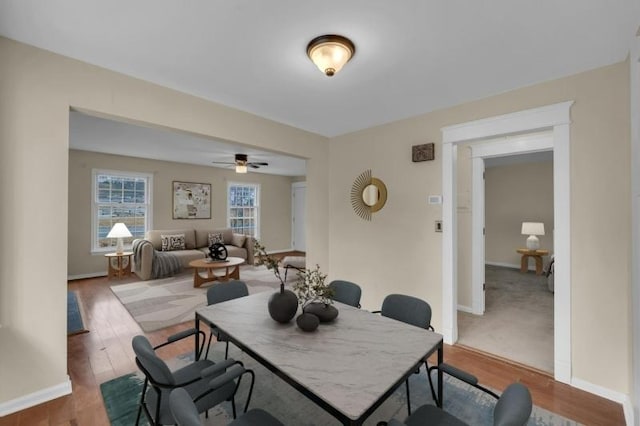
195;291;443;425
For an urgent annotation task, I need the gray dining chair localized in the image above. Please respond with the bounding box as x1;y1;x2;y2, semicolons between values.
328;280;362;308
132;332;255;425
204;280;249;359
382;378;532;426
374;294;434;415
170;387;284;426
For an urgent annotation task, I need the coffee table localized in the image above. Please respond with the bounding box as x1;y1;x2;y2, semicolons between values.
188;256;245;288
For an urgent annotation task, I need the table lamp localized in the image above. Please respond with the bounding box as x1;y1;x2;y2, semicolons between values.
521;222;545;250
107;222;132;254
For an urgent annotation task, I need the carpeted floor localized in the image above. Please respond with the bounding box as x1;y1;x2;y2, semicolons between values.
110;265;284;332
457;265;554;373
100;344;579;425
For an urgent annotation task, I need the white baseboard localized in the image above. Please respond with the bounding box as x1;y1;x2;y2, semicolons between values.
457;304;474;313
68;272;107;280
571;377;634;425
267;248;294;254
0;377;72;416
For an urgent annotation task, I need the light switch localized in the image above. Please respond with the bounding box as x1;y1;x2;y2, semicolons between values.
428;195;442;204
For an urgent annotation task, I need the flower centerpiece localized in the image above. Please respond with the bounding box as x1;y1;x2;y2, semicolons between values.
254;239;298;323
293;265;338;323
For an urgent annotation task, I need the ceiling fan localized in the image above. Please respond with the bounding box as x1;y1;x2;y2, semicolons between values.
211;154;269;173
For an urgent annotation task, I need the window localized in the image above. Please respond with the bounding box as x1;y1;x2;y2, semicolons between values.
228;182;260;238
92;169;153;252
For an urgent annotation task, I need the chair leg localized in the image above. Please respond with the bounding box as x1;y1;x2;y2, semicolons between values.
284;265;289;282
426;362;439;406
225;341;230;360
204;330;214;360
243;370;256;413
231;396;237;419
405;379;411;416
135;379;148;426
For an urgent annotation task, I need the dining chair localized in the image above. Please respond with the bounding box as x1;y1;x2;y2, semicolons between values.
204;280;249;359
374;293;434;415
381;377;532;426
328;280;362;308
170;387;284;426
132;331;255;425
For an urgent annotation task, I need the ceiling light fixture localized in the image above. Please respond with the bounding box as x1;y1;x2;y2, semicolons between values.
235;163;248;174
306;34;355;77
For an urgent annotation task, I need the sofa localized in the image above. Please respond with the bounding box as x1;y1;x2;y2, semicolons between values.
132;228;254;280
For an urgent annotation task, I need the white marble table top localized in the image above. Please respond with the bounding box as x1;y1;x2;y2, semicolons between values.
196;291;443;423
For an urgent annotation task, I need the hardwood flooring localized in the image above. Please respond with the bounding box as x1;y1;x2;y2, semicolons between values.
0;260;626;426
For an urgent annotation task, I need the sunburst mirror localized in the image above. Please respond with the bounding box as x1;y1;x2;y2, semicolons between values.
350;170;387;221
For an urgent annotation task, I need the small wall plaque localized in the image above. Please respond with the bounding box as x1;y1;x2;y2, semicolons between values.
412;143;435;162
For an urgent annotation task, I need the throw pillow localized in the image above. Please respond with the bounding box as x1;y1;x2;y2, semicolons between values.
161;234;186;251
231;233;246;248
208;232;224;246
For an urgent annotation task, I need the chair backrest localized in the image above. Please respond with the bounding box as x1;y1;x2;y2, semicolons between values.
207;280;249;305
493;383;532;426
328;280;362;307
170;388;202;426
132;335;175;386
381;294;432;330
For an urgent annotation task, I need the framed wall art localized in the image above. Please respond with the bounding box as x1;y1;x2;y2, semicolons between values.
172;181;211;219
412;143;435;162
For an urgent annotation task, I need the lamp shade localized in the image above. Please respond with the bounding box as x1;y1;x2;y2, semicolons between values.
307;35;355;77
235;164;247;174
521;222;545;235
107;223;133;238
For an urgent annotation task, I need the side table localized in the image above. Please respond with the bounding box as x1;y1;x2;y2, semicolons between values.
516;248;549;275
105;251;133;280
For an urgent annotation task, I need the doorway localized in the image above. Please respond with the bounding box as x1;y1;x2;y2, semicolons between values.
292;182;306;252
441;101;573;383
457;140;555;373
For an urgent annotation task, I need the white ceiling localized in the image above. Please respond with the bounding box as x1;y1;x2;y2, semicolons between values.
1;1;638;139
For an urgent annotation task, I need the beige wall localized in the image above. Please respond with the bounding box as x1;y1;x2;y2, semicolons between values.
329;61;630;394
485;161;554;267
0;37;329;406
68;149;295;277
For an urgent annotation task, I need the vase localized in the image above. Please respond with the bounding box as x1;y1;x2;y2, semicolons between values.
268;285;298;323
296;312;319;332
303;302;339;323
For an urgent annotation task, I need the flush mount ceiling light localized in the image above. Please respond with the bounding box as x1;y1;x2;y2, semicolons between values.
306;34;355;77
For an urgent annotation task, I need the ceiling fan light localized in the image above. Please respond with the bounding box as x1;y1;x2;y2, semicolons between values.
235;164;247;174
307;35;355;77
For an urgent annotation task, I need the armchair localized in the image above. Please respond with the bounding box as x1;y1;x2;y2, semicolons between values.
383;363;532;426
132;329;255;425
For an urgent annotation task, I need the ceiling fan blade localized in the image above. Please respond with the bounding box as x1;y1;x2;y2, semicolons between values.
248;162;269;166
211;161;234;165
248;163;261;169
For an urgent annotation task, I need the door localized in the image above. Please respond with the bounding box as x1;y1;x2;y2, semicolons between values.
292;182;306;251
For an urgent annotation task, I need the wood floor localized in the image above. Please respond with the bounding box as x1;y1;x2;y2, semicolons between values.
0;268;626;425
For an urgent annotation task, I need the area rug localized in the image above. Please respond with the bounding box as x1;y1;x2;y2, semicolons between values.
100;344;581;426
67;290;89;335
110;265;282;332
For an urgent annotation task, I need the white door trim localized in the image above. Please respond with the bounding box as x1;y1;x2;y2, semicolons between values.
442;101;573;383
